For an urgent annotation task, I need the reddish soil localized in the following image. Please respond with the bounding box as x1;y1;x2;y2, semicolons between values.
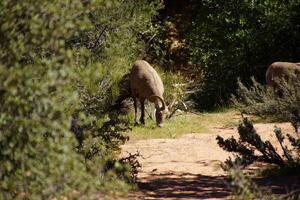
121;120;300;199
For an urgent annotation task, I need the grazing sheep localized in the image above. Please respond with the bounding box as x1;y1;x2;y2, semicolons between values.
130;60;169;127
266;61;300;88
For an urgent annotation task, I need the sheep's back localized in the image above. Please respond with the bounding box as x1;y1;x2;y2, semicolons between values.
130;60;164;100
266;62;300;87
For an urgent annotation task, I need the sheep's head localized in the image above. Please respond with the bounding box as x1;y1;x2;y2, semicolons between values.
149;95;171;127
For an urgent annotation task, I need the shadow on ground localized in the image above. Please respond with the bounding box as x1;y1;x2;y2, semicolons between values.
254;176;300;198
136;173;230;199
130;172;300;200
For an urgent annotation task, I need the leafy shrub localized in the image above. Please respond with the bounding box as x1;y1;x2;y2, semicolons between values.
187;0;300;110
0;0;161;198
0;1;99;198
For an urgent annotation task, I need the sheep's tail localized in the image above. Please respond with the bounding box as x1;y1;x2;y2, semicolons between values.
150;95;166;110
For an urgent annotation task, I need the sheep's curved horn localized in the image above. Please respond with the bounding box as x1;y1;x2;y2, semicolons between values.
150;95;166;110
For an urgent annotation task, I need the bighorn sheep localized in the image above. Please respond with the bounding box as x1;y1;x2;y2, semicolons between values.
130;60;169;127
266;62;300;88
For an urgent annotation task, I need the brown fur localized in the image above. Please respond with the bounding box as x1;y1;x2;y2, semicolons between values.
130;60;169;127
266;62;300;88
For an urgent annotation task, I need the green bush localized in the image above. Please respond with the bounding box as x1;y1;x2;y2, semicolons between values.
187;0;300;110
217;118;300;169
0;0;161;198
217;118;300;199
0;1;99;198
217;73;300;199
233;76;300;132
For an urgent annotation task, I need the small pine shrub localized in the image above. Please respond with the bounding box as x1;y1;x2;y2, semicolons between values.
232;76;300;132
218;74;300;200
218;75;300;170
217;118;300;169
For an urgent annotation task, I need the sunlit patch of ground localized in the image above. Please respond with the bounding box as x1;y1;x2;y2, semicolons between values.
121;109;299;199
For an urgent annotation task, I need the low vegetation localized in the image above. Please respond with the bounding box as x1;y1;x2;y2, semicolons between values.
228;165;275;200
233;76;300;131
126;109;238;140
217;77;300;199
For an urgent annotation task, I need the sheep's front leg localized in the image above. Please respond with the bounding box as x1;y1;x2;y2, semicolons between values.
140;98;145;125
133;97;139;126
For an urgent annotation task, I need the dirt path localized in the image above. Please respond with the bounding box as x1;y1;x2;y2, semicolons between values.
121;121;298;199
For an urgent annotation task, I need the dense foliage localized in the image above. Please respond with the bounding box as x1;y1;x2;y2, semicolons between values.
187;0;300;109
0;0;160;198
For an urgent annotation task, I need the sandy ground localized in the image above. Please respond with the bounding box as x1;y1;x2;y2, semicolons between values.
121;121;300;200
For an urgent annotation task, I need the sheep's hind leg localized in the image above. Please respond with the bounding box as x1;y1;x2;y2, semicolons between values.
139;98;145;125
133;97;139;126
